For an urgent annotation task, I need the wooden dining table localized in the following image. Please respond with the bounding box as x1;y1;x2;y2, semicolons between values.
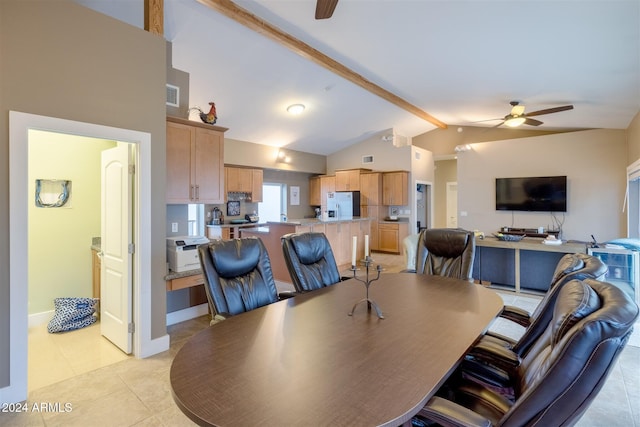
170;272;503;427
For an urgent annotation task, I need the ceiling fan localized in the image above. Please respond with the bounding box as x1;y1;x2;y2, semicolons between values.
498;101;574;127
315;0;339;19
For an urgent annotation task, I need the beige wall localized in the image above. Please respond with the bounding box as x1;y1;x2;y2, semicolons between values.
28;132;117;314
412;125;573;157
628;112;640;164
434;159;457;228
326;131;412;173
456;129;627;241
1;0;167;388
225;138;326;174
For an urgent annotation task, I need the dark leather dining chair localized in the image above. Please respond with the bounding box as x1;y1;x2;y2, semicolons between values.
198;237;288;323
281;232;342;293
469;253;608;372
416;278;639;427
415;228;475;281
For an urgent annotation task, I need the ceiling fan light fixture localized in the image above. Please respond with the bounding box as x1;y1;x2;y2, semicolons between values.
504;116;526;127
286;104;305;115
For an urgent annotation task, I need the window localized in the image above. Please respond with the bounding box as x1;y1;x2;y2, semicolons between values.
188;204;205;236
259;183;286;222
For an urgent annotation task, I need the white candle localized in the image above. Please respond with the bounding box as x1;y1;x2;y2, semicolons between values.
364;234;369;257
352;236;357;266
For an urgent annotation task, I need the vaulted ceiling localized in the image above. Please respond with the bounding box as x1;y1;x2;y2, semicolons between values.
78;0;640;155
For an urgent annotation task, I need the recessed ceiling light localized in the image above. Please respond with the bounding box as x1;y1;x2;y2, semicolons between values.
286;104;305;115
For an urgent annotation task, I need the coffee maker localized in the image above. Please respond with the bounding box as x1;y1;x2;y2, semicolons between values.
211;207;224;225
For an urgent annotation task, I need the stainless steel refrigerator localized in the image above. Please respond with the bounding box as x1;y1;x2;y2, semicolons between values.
326;191;361;219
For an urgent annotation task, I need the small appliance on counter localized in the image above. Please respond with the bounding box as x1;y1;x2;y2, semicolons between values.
167;235;209;272
211;207;224;225
245;213;259;223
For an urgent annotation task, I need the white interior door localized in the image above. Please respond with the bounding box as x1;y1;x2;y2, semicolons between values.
101;144;133;354
446;182;458;228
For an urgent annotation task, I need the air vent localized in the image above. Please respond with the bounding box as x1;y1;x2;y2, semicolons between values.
362;155;374;164
166;84;179;107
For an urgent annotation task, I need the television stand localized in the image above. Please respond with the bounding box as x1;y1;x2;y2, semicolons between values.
499;228;561;239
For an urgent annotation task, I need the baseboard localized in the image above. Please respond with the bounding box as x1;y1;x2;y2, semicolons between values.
28;310;54;328
166;303;209;326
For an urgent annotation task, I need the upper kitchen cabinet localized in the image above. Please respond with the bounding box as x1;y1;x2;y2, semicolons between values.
320;175;336;211
225;167;252;192
225;166;264;202
309;176;321;206
360;172;382;206
335;169;361;191
166;117;226;204
382;171;408;206
252;169;263;202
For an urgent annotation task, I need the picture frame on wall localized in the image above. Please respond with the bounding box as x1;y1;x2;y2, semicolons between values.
227;201;240;216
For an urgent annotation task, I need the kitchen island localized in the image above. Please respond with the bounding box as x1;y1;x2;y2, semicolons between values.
241;218;371;283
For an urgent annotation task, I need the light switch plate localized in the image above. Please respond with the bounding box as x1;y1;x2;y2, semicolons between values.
171;222;178;233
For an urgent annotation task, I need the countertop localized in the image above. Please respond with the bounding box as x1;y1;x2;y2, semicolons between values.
267;217;372;226
206;222;264;229
165;268;202;281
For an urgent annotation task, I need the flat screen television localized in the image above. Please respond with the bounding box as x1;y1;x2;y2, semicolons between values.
495;176;567;212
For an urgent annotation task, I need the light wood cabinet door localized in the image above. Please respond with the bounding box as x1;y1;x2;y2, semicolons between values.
335;170;361;191
251;169;263;202
360;172;381;206
378;223;400;253
309;176;321;206
166;121;195;203
166;119;225;204
194;127;224;203
320;175;336;211
225;167;252;192
382;171;408;206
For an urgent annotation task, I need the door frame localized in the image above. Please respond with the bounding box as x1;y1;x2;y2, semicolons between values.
414;180;433;233
6;111;160;403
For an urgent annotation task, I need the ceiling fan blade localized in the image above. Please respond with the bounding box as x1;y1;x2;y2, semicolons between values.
525;105;574;117
315;0;339;19
524;118;543;126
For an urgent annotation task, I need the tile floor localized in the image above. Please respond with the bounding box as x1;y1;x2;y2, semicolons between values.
2;253;638;426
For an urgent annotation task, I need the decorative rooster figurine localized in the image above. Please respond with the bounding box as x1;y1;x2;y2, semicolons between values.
189;102;217;125
201;102;217;124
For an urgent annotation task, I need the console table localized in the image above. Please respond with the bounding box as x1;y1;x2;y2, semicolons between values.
473;237;587;293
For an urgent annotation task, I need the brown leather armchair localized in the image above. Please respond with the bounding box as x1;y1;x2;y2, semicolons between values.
281;232;342;293
198;237;289;323
478;253;608;362
416;278;639;427
415;228;475;281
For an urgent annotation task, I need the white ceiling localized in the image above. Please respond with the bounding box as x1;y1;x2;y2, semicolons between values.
78;0;640;155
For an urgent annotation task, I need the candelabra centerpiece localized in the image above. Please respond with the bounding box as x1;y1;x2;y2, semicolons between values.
348;255;384;319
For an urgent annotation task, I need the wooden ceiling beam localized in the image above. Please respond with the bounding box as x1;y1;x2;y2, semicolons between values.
145;0;164;36
197;0;448;129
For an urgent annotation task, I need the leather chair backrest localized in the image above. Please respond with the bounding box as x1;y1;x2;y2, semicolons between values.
415;228;475;281
512;253;608;356
281;232;341;292
198;237;278;317
500;279;638;426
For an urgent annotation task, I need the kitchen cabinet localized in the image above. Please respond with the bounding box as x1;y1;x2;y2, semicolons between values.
360;172;382;206
382;171;409;206
309;176;321;206
166;273;205;292
166;117;226;204
225;166;263;202
378;222;409;254
91;248;101;299
252;169;263;202
225;167;252;192
320;175;335;211
335;169;361;191
363;205;385;251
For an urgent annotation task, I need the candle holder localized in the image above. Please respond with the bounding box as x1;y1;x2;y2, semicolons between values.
348;256;384;319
